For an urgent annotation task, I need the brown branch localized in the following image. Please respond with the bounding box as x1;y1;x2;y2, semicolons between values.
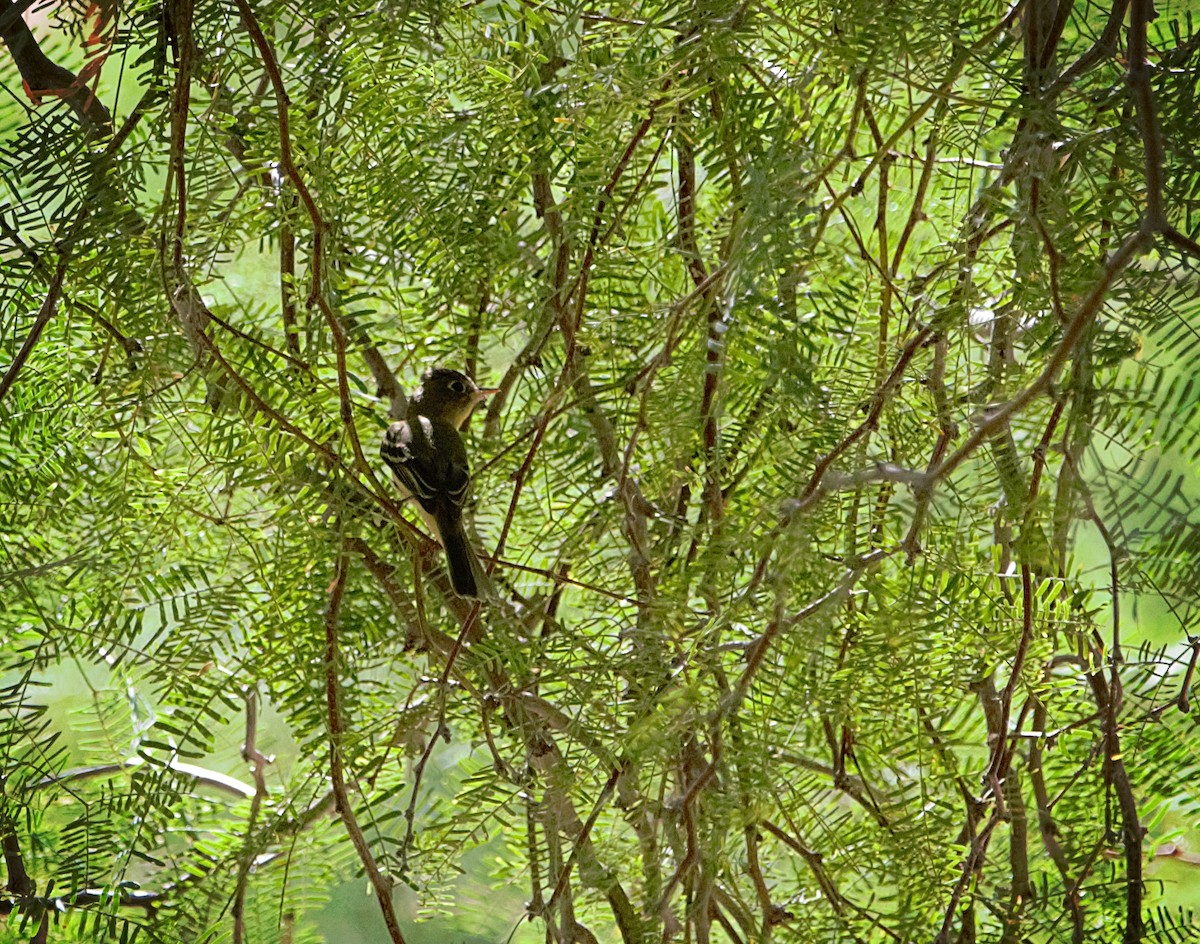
527;102;660;614
710;895;748;944
743;827;776;930
207;305;310;370
192;323;418;547
323;545;409;944
1121;0;1200;266
0;0;36;33
490;395;556;565
570;90;667;339
1031;178;1066;324
985;564;1036;789
2;830;32;897
352;518;643;944
1127;0;1165;230
817;4;1025;238
191;327;338;462
166;0;192;275
934;808;1004;944
1176;637;1200;715
0;76;160;399
926;333;957;467
525;794;547;922
874;149;894;386
1003;770;1031;937
399;702;447;872
826;175;917;330
400;605;487;865
1084;658;1143;942
0;212;143;366
891;107;944;277
528;734;640;944
1027;694;1086;942
775;749;892;824
463;280;487;387
545;765;624;912
798;327;935;508
0;257;67;404
279;194;302;361
232;688;272;944
1048;0;1128;96
344;536;432;652
1036;0;1074;74
796;83;1025;560
759;821;849;918
1160;224;1200;264
232;0;401;462
492;553;642;604
1066;456;1124;668
512;0;648;27
0;0;112;132
673;98;731;543
717;382;777;504
904;228;1145;551
763;815;904;941
656;739;718;925
729;555;883;712
715;886;752;941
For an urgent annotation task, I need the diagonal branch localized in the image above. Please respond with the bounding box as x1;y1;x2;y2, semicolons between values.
0;0;112;132
231;0;403;454
0;257;67;404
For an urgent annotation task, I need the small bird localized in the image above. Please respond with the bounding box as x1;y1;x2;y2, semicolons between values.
380;367;497;598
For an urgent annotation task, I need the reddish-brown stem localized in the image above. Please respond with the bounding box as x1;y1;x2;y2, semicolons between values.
232;0;398;472
323;547;409;944
0;257;67;403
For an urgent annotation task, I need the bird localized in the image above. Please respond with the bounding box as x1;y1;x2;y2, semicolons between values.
380;367;497;598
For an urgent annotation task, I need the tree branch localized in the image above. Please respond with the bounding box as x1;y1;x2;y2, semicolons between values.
323;545;409;944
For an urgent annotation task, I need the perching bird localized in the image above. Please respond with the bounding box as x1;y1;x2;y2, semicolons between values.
380;367;496;598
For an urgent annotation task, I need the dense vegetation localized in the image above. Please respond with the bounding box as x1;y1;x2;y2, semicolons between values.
3;0;1200;940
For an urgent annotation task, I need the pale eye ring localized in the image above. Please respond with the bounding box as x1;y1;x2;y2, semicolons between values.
449;379;467;394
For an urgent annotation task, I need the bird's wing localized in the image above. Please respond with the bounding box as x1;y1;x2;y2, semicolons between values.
381;418;472;512
381;420;436;506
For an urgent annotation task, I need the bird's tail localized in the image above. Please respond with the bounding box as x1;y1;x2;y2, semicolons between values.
436;508;485;599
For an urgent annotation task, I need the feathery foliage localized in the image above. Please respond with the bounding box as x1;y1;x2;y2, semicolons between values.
3;0;1200;941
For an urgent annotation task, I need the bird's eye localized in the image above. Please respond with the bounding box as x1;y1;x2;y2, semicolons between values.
449;380;466;394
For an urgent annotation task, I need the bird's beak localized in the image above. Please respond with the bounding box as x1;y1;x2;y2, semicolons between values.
475;386;499;402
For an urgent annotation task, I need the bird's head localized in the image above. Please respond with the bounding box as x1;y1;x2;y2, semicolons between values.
413;367;497;429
